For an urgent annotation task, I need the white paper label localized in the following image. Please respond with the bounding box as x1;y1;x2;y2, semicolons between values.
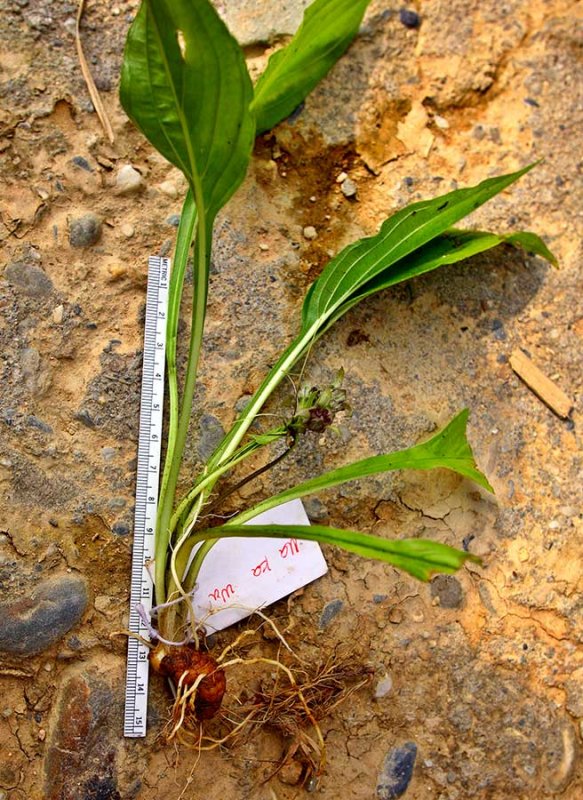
190;500;328;632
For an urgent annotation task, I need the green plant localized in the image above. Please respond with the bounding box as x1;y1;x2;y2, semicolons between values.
120;0;555;729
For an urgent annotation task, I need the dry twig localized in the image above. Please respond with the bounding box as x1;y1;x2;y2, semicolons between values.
76;0;115;143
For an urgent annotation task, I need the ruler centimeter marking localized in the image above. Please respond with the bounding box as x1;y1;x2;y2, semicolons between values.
124;256;170;738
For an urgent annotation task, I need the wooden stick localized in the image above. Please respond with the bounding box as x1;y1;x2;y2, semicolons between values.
510;349;573;419
76;0;115;144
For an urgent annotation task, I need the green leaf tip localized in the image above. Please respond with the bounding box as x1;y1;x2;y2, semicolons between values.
252;0;373;133
422;409;494;493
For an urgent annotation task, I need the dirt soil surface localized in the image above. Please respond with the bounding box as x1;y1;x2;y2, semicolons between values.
0;1;582;799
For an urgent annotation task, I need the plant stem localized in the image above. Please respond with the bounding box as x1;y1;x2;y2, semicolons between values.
155;203;209;606
206;323;320;473
169;439;263;533
204;441;295;515
157;192;197;531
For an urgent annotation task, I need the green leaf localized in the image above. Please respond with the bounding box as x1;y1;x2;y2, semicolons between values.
327;228;557;324
301;165;537;330
192;524;480;581
505;231;558;266
120;0;255;221
227;410;492;527
252;0;372;134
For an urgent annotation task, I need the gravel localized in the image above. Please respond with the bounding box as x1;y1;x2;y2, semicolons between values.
69;213;102;248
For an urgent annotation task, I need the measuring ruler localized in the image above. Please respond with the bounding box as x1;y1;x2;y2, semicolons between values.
124;256;169;737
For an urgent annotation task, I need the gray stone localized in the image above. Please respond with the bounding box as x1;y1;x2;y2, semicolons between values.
197;413;226;461
303;497;328;522
319;599;344;629
430;575;463;608
71;155;93;172
217;0;310;47
112;522;130;536
377;742;417;799
114;164;144;195
399;9;421;29
21;346;51;395
26;415;53;433
234;393;253;414
374;674;393;698
75;409;97;428
69;213;102;248
5;261;53;297
0;574;88;655
341;177;358;198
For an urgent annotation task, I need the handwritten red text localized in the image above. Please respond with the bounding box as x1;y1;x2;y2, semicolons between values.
251;557;271;577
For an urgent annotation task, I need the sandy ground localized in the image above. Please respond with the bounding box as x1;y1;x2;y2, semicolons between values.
0;0;582;798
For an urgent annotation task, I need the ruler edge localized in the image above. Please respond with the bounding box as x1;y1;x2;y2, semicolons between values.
123;256;169;738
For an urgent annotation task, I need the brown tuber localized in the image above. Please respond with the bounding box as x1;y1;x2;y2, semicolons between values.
150;643;226;720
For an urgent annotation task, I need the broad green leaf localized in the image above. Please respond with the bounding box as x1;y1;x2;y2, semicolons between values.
327;228;557;325
203;167;549;478
191;525;480;581
301;165;536;329
252;0;372;134
227;410;492;527
120;0;255;222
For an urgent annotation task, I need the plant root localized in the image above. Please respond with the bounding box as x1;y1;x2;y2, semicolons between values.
158;618;373;789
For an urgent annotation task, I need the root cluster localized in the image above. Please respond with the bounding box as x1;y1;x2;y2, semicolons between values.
153;621;373;788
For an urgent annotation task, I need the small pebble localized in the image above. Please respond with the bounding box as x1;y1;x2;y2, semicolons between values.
377;742;417;799
259;243;269;251
69;213;102;248
115;164;144;195
112;523;130;536
336;171;348;183
375;674;393;698
197;414;226;461
158;180;178;198
303;497;328;522
430;575;463;609
120;223;135;238
303;225;318;240
388;607;404;624
75;409;96;429
166;214;181;227
319;599;344;629
341;177;358;198
52;305;64;324
434;115;449;129
71;155;92;172
399;9;421;29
